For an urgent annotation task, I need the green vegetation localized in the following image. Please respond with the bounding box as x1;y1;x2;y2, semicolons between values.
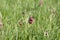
0;0;59;40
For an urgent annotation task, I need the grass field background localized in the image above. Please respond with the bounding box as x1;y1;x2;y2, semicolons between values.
0;0;60;40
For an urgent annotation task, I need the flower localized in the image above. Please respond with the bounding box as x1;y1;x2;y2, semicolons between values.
28;16;34;24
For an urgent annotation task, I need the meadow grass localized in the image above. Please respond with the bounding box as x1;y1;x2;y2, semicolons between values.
0;0;60;40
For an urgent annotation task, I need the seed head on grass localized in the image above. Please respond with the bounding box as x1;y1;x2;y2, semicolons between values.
39;0;43;7
18;19;23;26
19;21;22;25
49;8;56;22
51;8;56;14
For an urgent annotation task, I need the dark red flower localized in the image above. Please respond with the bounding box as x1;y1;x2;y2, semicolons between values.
28;16;34;24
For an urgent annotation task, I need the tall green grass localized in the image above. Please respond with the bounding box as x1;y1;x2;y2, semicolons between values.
0;0;59;40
